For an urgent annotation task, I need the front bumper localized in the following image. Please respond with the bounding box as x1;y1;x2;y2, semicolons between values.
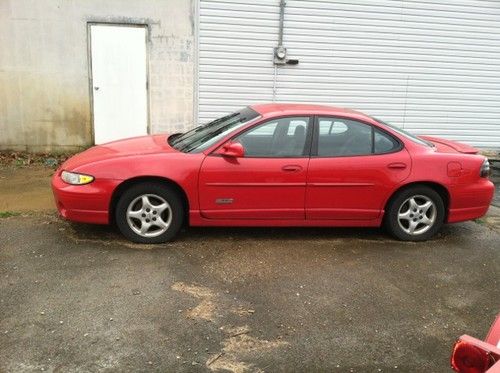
51;171;121;224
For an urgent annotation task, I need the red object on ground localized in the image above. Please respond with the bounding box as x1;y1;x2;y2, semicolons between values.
451;314;500;373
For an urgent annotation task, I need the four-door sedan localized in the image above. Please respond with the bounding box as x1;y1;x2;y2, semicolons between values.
52;103;494;243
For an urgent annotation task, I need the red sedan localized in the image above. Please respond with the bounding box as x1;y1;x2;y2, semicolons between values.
52;104;494;243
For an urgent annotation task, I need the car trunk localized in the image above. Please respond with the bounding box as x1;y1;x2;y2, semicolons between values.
419;136;479;154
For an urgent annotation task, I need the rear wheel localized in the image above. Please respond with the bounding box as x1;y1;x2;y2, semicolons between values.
115;183;184;243
385;186;445;241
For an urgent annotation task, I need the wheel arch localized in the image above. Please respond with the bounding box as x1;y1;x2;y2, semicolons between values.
109;176;190;225
384;181;450;222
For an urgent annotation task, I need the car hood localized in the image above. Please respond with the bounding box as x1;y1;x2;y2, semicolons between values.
419;135;479;154
62;134;175;170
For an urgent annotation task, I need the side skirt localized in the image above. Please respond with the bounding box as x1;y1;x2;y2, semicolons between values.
189;211;382;227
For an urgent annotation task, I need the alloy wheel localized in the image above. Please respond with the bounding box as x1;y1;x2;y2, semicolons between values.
126;194;172;237
397;195;437;236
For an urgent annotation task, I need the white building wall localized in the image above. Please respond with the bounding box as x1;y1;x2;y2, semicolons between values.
198;0;500;148
0;0;195;152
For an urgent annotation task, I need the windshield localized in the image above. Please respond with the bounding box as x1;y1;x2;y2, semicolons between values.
169;107;260;153
372;117;433;147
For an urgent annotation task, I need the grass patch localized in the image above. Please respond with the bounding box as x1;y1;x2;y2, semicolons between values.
0;151;79;168
474;218;486;225
0;211;20;218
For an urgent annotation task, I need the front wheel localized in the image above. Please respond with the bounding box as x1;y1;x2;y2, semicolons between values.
115;183;184;243
385;186;445;241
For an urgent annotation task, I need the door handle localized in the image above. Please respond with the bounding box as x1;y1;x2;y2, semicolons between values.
387;162;407;170
282;165;302;172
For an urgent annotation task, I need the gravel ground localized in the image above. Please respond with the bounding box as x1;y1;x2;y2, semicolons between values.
1;213;499;372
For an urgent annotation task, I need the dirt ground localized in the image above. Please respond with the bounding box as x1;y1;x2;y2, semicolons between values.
0;165;55;212
0;165;499;372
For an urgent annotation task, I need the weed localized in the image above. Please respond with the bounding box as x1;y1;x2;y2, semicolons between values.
0;211;20;218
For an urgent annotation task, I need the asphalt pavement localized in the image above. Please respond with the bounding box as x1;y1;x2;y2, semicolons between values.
1;213;499;372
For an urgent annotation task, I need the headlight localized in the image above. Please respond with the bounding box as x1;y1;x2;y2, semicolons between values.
61;171;94;185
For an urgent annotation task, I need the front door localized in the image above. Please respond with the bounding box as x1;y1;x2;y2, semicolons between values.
199;117;312;219
90;24;148;144
306;116;411;220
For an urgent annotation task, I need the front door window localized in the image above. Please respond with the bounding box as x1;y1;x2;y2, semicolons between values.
236;117;310;157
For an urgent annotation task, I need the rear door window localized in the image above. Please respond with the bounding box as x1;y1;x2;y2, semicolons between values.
317;118;372;157
374;128;400;154
316;117;401;157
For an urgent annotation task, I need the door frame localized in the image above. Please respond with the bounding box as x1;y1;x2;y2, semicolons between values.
305;115;410;220
86;22;151;145
198;115;315;220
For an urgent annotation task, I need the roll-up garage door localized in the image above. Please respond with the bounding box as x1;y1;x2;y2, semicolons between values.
198;0;280;123
198;0;500;148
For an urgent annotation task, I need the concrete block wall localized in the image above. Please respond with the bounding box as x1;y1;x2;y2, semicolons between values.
0;0;195;152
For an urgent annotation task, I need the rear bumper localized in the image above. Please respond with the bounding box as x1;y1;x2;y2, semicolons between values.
51;172;120;224
448;178;495;223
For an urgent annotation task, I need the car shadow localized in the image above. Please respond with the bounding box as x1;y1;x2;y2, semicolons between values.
179;226;385;241
62;219;463;249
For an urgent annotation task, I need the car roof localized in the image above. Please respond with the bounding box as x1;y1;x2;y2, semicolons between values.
249;103;370;120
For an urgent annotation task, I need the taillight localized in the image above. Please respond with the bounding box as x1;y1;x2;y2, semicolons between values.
451;340;492;373
480;159;490;178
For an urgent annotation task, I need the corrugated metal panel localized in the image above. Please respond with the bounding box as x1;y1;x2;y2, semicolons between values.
198;0;280;121
199;0;500;148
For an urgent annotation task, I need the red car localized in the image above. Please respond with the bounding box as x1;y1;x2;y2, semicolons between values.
52;104;494;243
451;314;500;372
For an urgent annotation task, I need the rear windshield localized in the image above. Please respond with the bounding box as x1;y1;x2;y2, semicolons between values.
169;107;260;153
372;117;433;147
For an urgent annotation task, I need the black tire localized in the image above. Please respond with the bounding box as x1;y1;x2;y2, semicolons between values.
115;182;184;243
384;185;445;241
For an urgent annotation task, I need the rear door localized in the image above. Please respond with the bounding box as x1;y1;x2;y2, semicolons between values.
306;116;411;220
199;116;313;219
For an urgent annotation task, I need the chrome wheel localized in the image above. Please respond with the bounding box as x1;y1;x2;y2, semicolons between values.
126;194;172;238
397;195;436;236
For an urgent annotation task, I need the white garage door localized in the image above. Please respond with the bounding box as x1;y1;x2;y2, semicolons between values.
198;0;500;148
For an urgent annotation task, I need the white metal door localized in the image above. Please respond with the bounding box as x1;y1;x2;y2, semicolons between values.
90;25;148;144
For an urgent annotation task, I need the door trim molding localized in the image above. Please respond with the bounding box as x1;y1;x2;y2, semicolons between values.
205;182;306;187
307;182;375;187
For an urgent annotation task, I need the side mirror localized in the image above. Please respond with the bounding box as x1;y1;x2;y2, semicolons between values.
217;141;245;158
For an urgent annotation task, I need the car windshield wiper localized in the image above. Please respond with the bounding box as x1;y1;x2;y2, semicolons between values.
206;113;239;127
179;122;239;153
169;126;204;147
168;133;181;141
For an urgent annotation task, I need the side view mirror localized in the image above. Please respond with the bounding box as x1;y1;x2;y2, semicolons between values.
217;141;245;158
